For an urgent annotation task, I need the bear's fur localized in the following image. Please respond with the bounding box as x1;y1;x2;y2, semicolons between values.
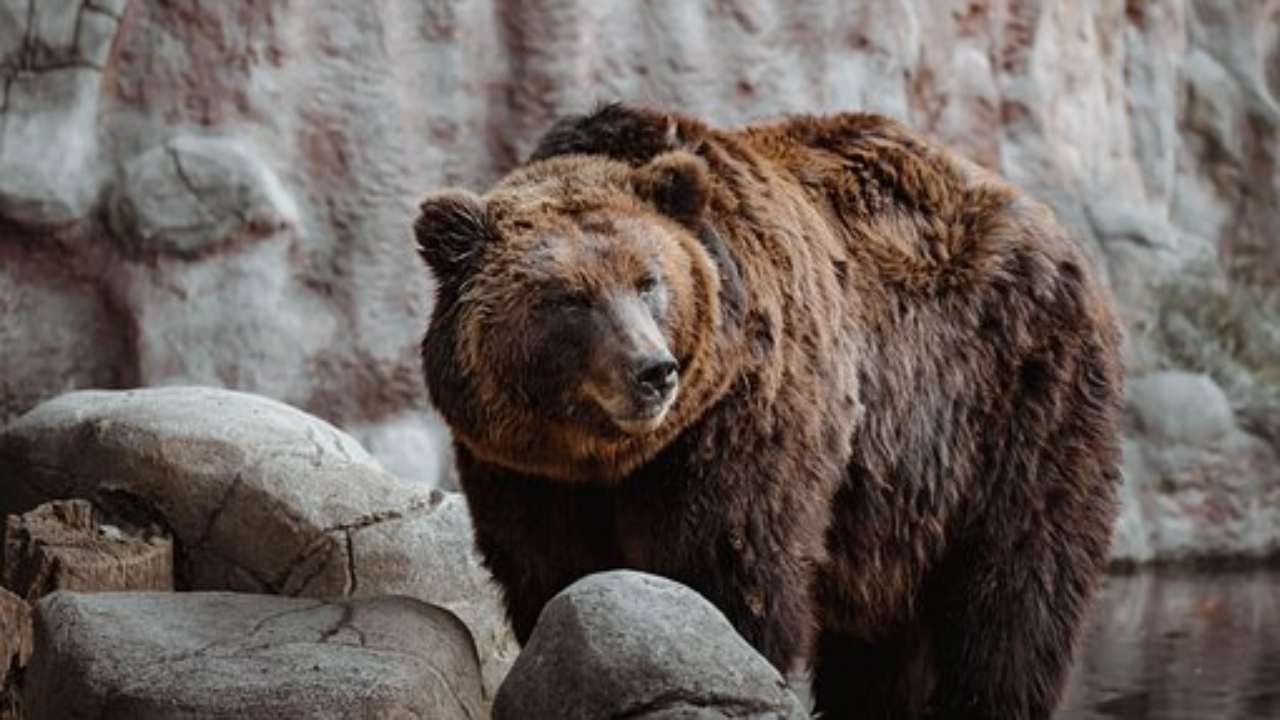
415;104;1123;719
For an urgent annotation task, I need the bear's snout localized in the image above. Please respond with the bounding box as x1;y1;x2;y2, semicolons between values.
590;347;679;436
575;292;682;436
632;355;678;403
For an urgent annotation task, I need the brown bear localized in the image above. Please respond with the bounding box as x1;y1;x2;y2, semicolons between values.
414;104;1123;719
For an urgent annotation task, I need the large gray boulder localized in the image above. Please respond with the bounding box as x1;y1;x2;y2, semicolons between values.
0;387;517;696
0;387;422;592
494;571;807;720
25;591;484;720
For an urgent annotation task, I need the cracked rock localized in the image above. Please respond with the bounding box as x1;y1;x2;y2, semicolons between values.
0;386;432;591
0;0;126;226
25;591;484;720
494;571;808;720
0;386;420;594
275;492;517;699
0;386;517;699
108;135;300;258
342;492;519;698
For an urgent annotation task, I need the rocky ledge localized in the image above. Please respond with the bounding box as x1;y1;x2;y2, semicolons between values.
1;387;807;719
26;592;484;719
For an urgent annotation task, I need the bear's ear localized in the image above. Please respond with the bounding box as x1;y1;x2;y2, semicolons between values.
631;150;711;228
414;190;490;279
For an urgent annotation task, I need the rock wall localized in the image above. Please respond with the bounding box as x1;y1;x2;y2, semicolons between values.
1;1;1277;561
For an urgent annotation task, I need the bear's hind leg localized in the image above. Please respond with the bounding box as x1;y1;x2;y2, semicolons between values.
811;624;935;720
921;529;1105;720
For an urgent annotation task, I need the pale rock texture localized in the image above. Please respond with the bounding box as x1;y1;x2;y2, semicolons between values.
1111;373;1280;564
25;592;485;720
347;408;460;491
0;387;517;696
108;135;300;259
494;571;808;720
0;0;127;225
0;0;1276;560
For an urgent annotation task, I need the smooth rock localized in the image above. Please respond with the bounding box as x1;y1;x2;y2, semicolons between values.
1127;371;1236;446
108;136;300;259
25;591;484;720
494;571;807;720
276;491;517;697
0;387;410;592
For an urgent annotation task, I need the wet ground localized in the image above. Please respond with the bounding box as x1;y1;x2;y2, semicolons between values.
1057;570;1280;719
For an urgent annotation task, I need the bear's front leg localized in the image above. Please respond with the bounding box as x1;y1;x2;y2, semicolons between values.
691;523;822;677
458;454;624;643
612;466;832;677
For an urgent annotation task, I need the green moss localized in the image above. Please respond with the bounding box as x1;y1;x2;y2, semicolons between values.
1147;265;1280;445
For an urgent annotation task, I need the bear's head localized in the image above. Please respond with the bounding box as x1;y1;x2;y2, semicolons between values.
415;151;732;483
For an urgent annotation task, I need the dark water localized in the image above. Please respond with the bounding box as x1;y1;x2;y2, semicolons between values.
1056;571;1280;720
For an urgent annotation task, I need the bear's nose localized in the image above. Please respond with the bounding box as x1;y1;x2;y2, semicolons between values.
634;357;679;399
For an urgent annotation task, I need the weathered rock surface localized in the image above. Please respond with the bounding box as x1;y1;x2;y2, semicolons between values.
1110;371;1280;565
0;386;411;590
25;591;484;720
343;492;519;696
0;0;127;225
2;498;174;601
347;409;460;491
0;1;1276;561
108;135;300;259
494;571;808;720
0;387;516;695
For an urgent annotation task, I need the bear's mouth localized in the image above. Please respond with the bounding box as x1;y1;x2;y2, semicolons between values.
610;401;674;435
586;382;679;437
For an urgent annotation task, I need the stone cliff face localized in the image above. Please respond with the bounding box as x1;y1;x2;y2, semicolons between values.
1;0;1276;562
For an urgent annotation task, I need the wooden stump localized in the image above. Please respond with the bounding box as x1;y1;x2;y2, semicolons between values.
1;588;32;720
2;499;174;602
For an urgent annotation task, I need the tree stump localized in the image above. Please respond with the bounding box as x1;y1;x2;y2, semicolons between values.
2;499;174;602
1;587;32;720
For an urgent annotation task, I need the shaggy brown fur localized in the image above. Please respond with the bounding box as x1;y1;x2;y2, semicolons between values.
415;104;1123;720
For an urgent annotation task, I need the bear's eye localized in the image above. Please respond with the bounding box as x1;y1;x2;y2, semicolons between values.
636;276;659;296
